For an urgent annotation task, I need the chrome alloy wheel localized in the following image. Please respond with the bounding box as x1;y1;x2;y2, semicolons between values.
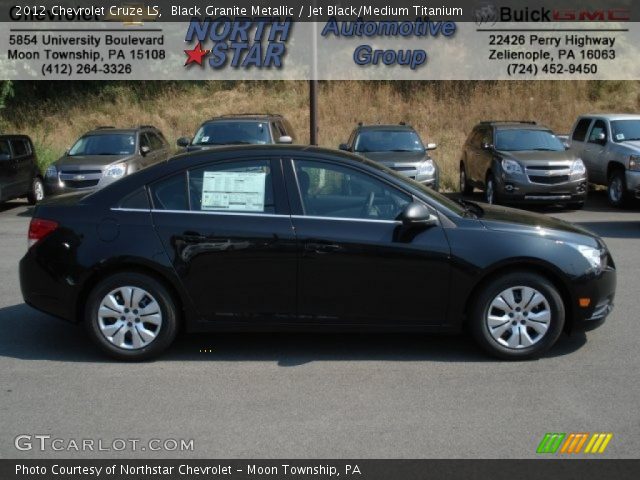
97;286;163;350
33;179;44;201
486;286;551;349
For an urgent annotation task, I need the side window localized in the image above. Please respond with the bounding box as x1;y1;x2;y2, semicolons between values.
294;160;411;220
479;128;492;146
274;121;287;137
148;133;164;150
588;120;607;144
139;133;150;150
119;187;150;210
468;128;482;147
188;159;274;213
573;118;592;141
149;173;188;211
10;139;30;157
0;140;11;157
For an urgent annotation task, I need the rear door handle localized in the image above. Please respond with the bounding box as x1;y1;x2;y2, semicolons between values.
305;242;342;254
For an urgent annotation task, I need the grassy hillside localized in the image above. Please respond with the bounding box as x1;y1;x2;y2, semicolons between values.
2;81;639;190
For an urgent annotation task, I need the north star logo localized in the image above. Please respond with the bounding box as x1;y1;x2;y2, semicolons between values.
183;17;292;69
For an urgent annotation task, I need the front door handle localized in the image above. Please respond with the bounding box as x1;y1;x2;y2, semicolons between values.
305;242;342;254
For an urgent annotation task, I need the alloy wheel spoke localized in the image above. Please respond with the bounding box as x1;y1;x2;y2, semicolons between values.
136;325;157;343
528;310;551;324
100;320;125;337
528;320;548;336
102;294;124;313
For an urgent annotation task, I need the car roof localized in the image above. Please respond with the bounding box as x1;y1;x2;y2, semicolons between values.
0;134;32;140
84;126;158;135
356;124;415;131
203;114;283;123
580;113;640;120
478;121;548;130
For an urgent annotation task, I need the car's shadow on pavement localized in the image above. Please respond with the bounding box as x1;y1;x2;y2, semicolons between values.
0;303;587;365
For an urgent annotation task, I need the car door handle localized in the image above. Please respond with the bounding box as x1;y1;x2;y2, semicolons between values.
305;242;342;254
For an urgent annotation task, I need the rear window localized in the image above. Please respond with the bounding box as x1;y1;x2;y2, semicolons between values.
10;139;30;156
572;118;592;142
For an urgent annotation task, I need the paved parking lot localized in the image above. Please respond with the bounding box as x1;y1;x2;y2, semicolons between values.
0;191;638;459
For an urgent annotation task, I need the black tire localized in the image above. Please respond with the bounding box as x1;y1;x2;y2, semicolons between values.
607;169;628;208
84;272;179;361
459;163;473;195
469;271;565;360
484;172;499;205
27;177;44;205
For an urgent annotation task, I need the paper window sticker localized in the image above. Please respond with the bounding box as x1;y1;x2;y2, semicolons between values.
616;133;625;140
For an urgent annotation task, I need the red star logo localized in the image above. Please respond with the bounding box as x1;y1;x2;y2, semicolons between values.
184;42;210;66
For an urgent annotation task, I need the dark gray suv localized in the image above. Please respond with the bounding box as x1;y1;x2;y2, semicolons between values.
460;121;588;208
177;114;295;151
339;123;440;190
45;125;170;195
0;134;44;205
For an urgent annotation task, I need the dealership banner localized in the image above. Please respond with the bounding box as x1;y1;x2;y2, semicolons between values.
3;459;640;479
0;0;639;79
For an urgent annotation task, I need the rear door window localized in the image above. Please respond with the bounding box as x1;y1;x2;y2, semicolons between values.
572;118;592;142
10;139;30;157
0;140;11;157
188;159;275;213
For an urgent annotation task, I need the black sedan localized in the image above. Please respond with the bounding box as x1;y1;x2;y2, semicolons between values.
19;145;616;360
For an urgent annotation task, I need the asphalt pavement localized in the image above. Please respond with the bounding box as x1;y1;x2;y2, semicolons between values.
0;191;638;459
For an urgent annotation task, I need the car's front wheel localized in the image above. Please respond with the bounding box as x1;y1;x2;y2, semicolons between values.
459;164;473;195
470;272;565;360
27;177;44;205
85;272;179;360
485;173;499;204
607;169;628;208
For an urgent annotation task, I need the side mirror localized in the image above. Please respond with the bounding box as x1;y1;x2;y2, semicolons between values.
140;145;151;156
339;143;349;151
277;135;293;144
0;153;11;161
596;132;606;142
176;137;191;148
426;143;437;150
481;142;494;150
396;202;438;241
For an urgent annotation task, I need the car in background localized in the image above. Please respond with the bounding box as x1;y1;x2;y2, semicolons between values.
460;121;587;208
20;145;615;361
45;125;170;194
339;123;439;191
177;114;295;151
569;114;640;207
0;134;44;205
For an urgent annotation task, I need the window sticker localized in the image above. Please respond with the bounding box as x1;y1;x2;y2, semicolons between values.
616;133;625;141
201;171;266;212
201;136;210;143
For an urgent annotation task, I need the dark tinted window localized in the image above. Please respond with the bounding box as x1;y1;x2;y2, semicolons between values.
120;188;150;209
295;160;411;220
10;139;30;156
69;134;135;155
0;140;10;156
188;159;274;213
150;174;188;210
572;118;592;141
588;120;607;144
139;133;150;149
148;132;164;150
353;130;424;153
192;121;271;145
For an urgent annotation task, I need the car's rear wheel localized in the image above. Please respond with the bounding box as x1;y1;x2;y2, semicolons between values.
607;169;628;208
485;173;499;204
470;272;565;360
27;177;44;205
84;272;179;360
459;164;473;195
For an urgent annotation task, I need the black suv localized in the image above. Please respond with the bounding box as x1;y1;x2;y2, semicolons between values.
0;134;44;205
177;114;295;151
339;123;439;190
459;121;588;208
45;125;170;194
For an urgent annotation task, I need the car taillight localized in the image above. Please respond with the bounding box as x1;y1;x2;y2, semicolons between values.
28;218;59;248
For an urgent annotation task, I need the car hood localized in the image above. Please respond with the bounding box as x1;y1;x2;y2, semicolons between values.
54;154;134;168
359;151;428;165
497;149;577;164
478;203;601;248
616;140;640;152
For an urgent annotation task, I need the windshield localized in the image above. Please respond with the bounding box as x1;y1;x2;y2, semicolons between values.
69;134;135;156
611;120;640;142
495;129;564;152
354;130;425;153
192;121;271;145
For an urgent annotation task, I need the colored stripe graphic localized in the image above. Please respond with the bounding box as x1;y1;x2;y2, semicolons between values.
537;433;566;453
584;433;613;454
560;433;589;454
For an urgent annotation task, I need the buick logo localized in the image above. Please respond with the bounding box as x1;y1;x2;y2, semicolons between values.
474;2;498;26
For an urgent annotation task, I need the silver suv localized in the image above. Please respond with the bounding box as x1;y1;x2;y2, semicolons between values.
569;114;640;207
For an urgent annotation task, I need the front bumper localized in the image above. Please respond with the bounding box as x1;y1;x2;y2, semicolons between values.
495;173;587;204
625;170;640;199
571;264;616;330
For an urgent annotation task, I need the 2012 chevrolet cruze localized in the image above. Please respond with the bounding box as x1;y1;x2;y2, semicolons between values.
20;146;616;360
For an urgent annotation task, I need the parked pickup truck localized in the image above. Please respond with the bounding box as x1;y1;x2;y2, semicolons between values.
569;114;640;207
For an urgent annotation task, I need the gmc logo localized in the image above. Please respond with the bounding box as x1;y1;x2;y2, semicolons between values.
553;9;631;21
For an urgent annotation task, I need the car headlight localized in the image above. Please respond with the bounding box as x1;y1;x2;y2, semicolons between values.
570;159;586;175
501;159;523;175
629;155;640;171
570;243;604;272
417;159;435;176
45;165;57;178
104;162;127;179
